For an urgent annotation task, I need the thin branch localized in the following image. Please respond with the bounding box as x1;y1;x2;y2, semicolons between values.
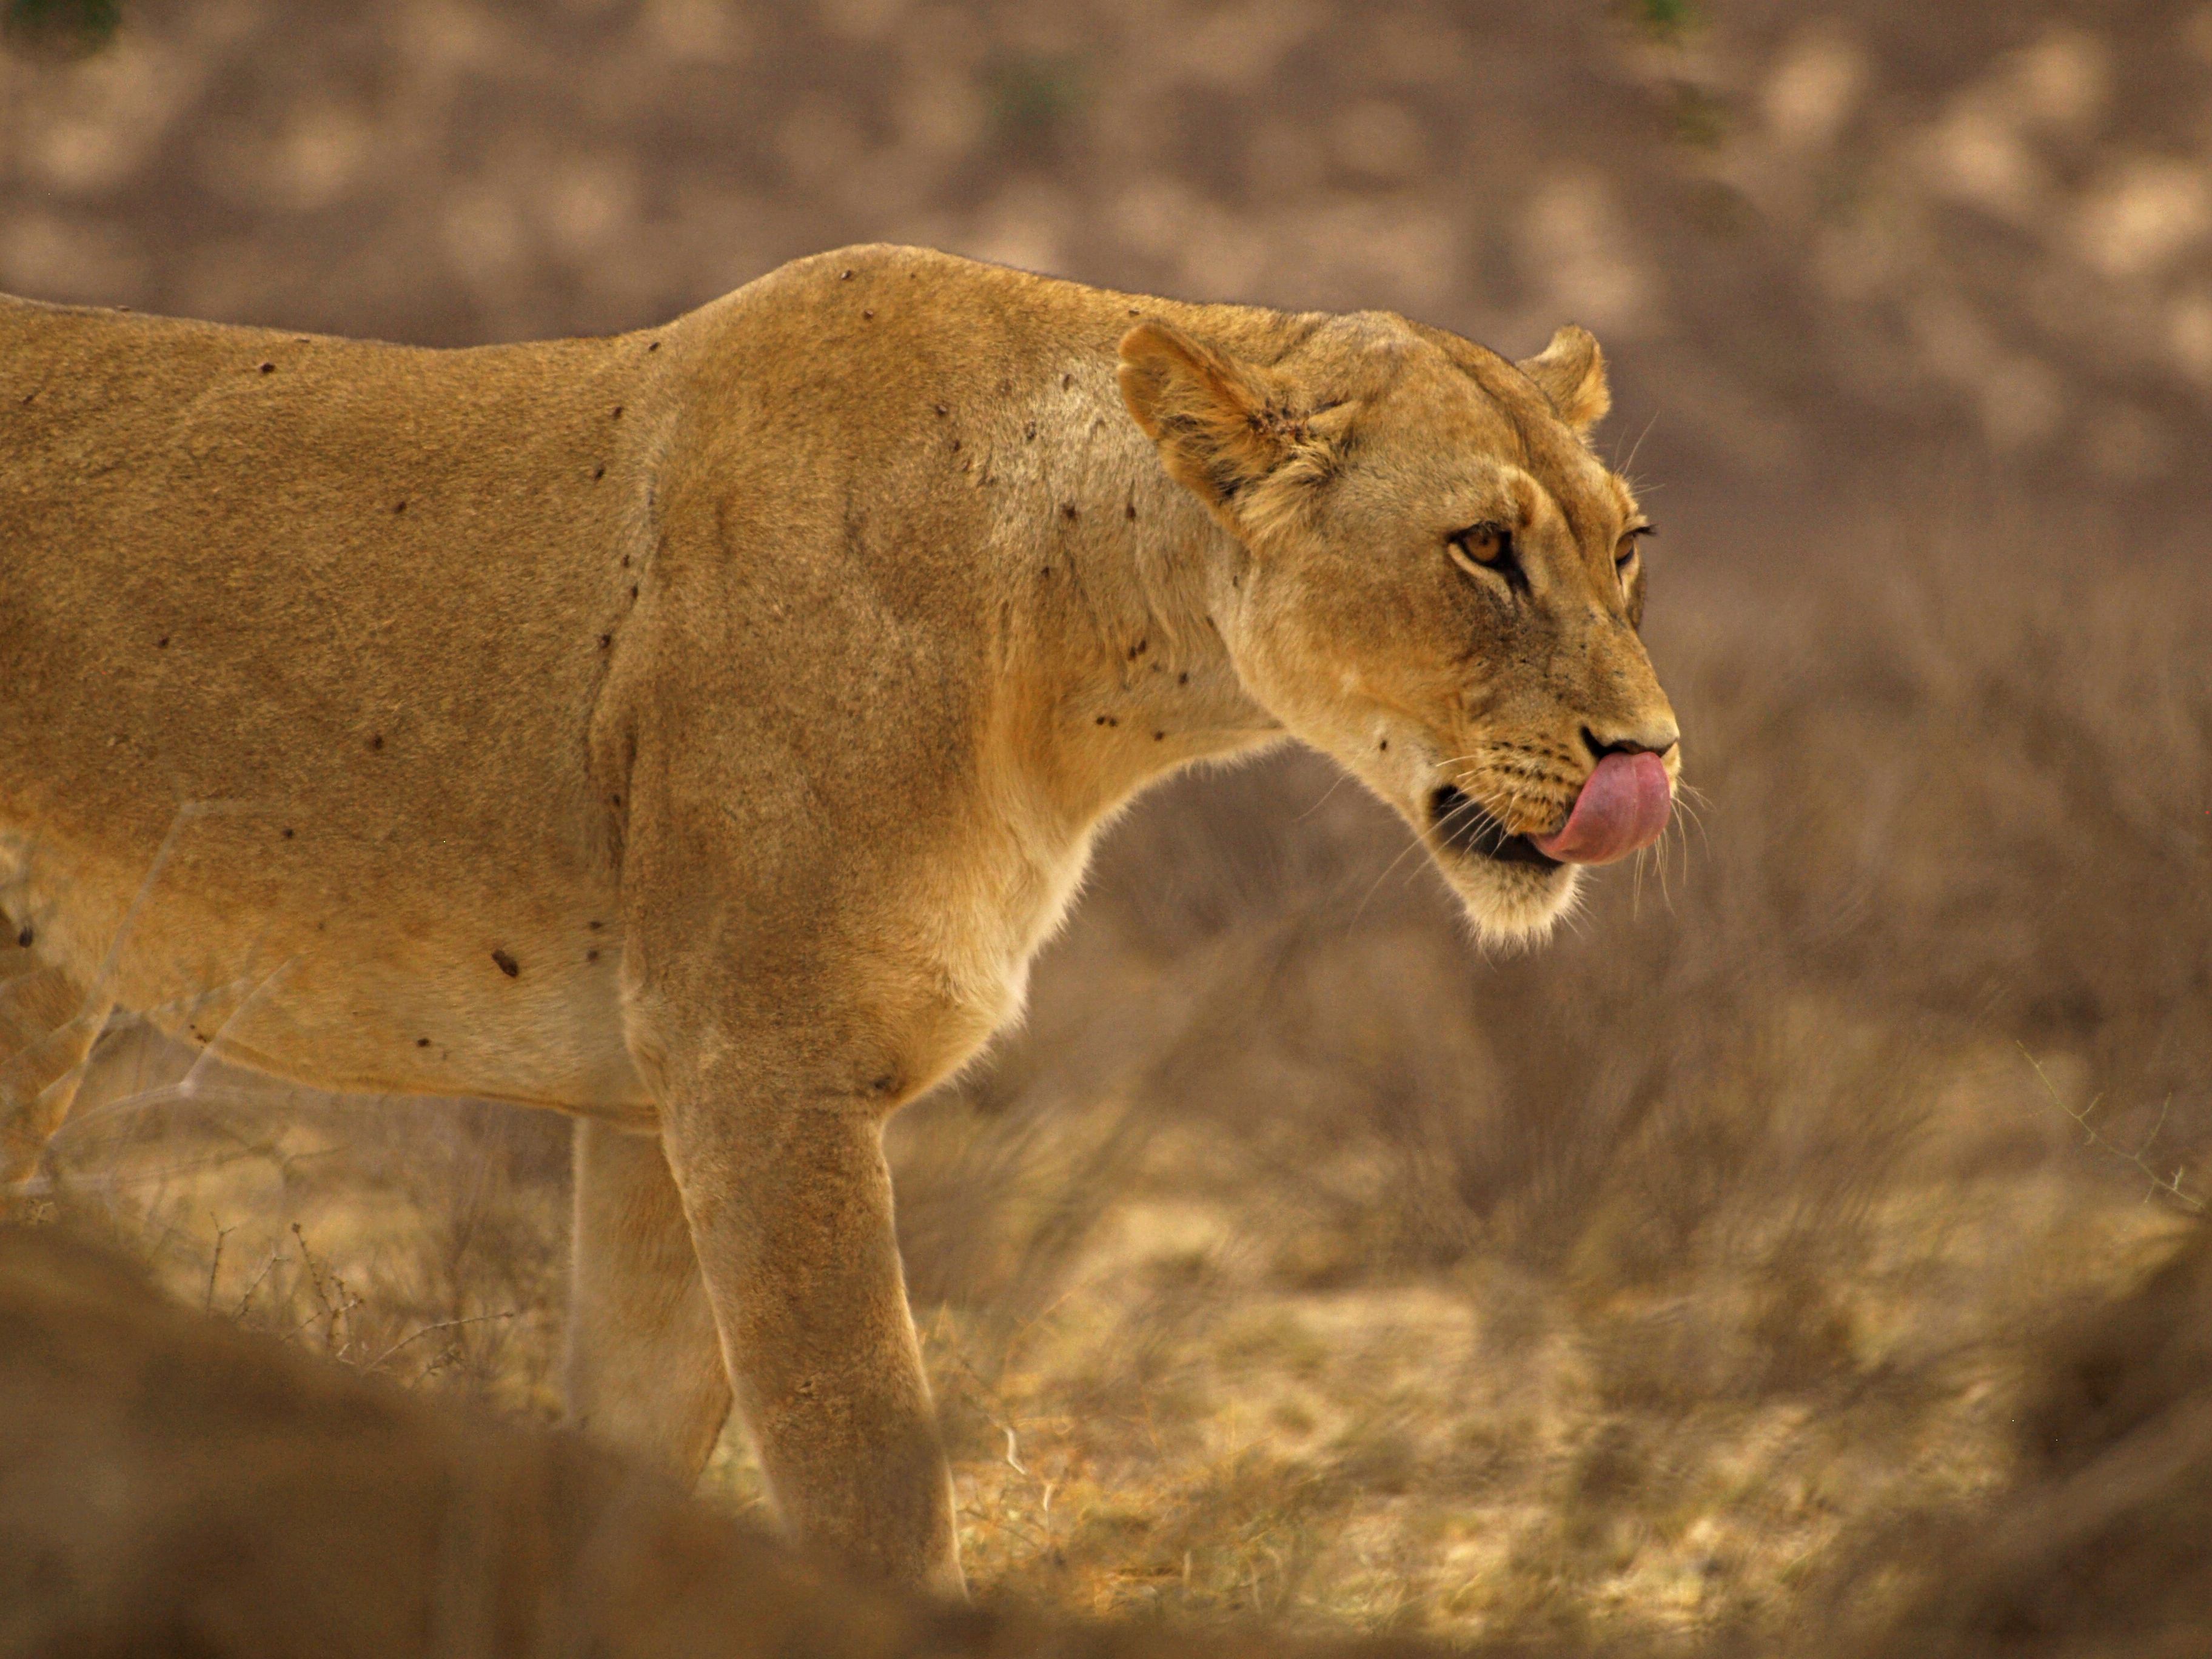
364;1310;517;1374
2019;1045;2205;1215
204;1217;231;1315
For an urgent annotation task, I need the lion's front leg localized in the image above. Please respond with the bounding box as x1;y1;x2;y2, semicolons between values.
659;1060;963;1595
0;916;107;1187
564;1118;732;1478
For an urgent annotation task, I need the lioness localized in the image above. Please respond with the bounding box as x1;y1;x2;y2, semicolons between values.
0;244;1678;1590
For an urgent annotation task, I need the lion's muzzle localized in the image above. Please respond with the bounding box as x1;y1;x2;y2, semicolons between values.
1530;751;1671;865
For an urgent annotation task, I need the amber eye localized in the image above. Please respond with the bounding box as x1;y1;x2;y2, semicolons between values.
1448;522;1523;590
1617;524;1655;569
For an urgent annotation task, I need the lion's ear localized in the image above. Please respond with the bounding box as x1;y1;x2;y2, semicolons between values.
1517;324;1610;434
1118;320;1335;539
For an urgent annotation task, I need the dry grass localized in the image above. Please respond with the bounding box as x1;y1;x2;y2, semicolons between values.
12;481;2207;1651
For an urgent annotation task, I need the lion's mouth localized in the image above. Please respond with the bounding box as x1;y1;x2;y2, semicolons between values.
1429;784;1562;871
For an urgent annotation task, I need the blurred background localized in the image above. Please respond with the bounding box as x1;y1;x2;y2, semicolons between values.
5;0;2210;1649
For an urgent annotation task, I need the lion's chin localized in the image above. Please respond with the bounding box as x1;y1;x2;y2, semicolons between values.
1439;856;1582;947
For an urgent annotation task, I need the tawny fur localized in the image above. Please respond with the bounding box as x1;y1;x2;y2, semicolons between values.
0;245;1677;1589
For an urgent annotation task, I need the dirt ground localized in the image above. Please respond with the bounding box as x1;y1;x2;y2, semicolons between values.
5;0;2210;1650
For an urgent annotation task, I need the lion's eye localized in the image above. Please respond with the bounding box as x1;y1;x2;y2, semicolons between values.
1616;524;1654;575
1448;523;1523;591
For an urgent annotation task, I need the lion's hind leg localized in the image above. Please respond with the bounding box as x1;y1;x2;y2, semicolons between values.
0;914;107;1188
564;1118;734;1478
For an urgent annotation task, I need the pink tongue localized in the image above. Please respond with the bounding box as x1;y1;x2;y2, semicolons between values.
1532;752;1672;865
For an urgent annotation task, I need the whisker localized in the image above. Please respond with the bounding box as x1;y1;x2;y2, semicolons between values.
1349;820;1443;931
1669;786;1713;866
1293;765;1358;826
1618;410;1660;485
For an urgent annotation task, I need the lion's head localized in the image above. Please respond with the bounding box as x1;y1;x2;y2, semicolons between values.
1119;311;1678;943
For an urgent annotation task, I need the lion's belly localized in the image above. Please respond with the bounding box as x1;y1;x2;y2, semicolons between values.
0;814;651;1119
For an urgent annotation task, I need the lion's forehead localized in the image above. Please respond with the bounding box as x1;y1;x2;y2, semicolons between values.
1558;468;1633;542
1518;440;1632;552
1380;350;1629;527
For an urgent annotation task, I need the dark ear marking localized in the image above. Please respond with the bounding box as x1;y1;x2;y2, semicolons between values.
1117;320;1350;540
1116;319;1287;497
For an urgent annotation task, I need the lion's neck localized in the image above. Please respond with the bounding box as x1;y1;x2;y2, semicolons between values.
985;368;1282;834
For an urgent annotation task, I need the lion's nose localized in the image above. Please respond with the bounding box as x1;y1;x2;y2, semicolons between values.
1580;725;1680;766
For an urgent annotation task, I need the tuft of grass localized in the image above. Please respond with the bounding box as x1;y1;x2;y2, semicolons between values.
985;52;1089;151
2;0;121;58
1624;0;1698;47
